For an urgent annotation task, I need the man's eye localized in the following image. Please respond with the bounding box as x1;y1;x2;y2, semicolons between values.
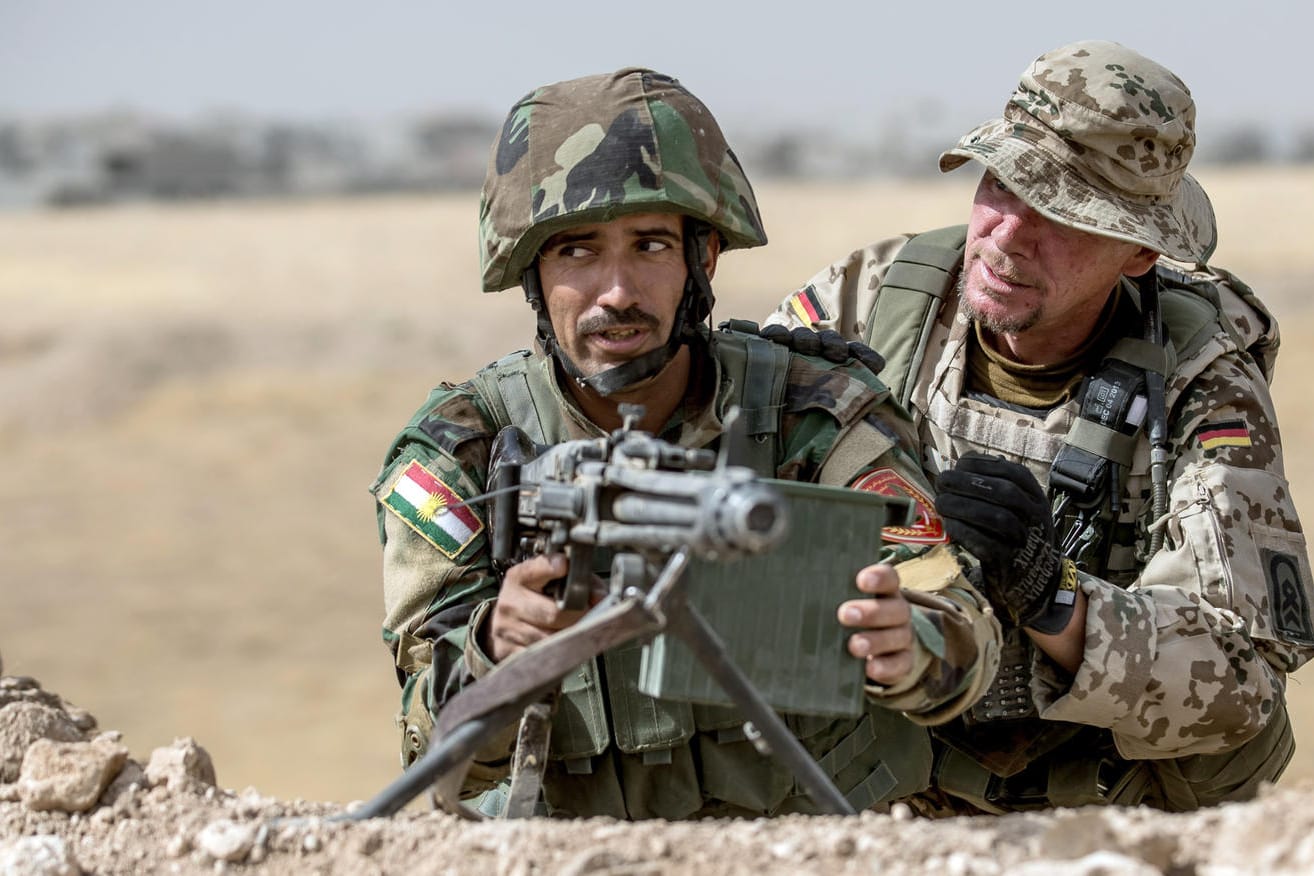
638;239;672;253
556;245;591;258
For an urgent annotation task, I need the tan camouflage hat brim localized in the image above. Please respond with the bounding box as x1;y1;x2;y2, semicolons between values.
938;40;1218;267
940;118;1217;265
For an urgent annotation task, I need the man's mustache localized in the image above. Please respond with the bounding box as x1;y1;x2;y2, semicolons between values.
577;307;661;334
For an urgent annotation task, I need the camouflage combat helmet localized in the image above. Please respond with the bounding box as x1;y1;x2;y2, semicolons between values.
479;68;767;294
478;68;768;396
940;40;1217;266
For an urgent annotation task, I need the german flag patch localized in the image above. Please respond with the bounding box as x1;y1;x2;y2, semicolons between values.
383;459;483;558
786;285;829;327
850;468;948;545
1194;419;1252;452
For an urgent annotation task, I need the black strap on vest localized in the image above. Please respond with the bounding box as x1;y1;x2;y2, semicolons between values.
1138;270;1172;556
1049;278;1174;574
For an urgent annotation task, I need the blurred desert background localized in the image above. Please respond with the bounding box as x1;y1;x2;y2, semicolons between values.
2;166;1312;806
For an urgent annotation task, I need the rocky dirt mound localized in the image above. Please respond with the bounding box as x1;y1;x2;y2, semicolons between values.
2;665;1311;876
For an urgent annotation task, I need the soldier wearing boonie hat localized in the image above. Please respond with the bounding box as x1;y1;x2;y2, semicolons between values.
765;39;1312;815
371;68;1002;820
939;42;1217;265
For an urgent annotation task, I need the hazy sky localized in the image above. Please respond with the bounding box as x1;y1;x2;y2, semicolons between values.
2;0;1308;146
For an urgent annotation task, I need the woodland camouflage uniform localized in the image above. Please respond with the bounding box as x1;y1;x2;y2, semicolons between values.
371;69;1001;820
767;41;1312;813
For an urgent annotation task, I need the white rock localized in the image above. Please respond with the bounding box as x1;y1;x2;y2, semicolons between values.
195;819;256;863
1012;851;1161;876
0;835;80;876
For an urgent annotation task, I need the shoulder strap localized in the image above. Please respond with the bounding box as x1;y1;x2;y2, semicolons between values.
1155;263;1278;383
864;225;967;407
712;324;792;477
470;350;560;445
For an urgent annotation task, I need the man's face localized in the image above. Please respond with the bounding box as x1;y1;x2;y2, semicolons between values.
537;212;718;379
960;172;1157;338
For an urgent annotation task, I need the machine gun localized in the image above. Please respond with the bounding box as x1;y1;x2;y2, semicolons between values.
345;405;907;821
487;405;789;611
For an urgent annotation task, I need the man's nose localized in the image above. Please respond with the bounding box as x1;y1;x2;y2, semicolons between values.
594;256;643;310
992;200;1041;255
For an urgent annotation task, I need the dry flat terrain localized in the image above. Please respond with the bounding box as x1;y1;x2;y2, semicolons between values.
1;168;1313;873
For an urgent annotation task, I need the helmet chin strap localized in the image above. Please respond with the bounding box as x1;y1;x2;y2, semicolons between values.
520;221;715;398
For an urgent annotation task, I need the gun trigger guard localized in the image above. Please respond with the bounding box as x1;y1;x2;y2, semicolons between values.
557;544;594;611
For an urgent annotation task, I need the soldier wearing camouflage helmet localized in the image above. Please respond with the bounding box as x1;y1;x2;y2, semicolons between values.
370;68;1002;819
766;40;1312;814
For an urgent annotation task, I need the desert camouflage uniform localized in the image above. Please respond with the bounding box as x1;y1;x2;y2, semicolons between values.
370;68;1001;821
766;237;1310;810
765;41;1312;812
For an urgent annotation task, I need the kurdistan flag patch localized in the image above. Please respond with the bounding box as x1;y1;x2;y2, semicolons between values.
383;459;483;558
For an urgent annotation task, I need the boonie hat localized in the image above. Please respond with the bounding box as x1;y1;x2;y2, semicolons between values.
940;40;1217;265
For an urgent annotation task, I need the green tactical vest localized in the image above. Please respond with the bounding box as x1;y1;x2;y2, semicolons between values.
468;326;933;818
861;227;1289;812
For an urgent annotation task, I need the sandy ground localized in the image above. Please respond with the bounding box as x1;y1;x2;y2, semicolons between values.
1;169;1314;872
4;672;1314;875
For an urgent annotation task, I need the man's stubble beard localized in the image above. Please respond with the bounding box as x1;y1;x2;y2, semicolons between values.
956;269;1043;335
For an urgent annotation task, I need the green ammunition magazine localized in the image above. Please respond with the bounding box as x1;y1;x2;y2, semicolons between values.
639;480;913;718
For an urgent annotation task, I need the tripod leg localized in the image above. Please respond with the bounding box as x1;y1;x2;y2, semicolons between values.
503;701;553;818
664;601;857;816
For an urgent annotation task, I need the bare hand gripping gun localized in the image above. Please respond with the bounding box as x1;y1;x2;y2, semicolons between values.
345;405;903;820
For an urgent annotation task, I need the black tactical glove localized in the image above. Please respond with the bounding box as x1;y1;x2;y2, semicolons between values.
758;324;886;377
934;453;1077;634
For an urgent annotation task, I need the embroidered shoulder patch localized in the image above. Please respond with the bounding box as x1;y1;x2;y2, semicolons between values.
786;285;829;327
1193;419;1252;451
1264;548;1314;645
850;467;947;545
383;459;484;559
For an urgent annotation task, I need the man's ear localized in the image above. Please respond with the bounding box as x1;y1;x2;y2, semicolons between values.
703;232;723;280
1122;246;1161;279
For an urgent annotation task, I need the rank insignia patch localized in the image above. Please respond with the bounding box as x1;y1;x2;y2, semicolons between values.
1264;548;1314;645
850;468;948;545
786;285;829;327
1194;420;1252;451
384;460;483;558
